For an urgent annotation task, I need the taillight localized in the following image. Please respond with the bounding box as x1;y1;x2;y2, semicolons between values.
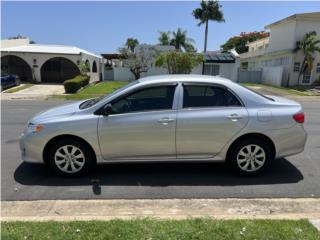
293;112;305;124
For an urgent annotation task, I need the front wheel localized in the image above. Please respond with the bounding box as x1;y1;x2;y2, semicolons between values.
228;138;273;175
47;139;95;177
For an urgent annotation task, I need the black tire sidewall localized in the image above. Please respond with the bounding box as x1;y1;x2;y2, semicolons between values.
228;138;272;175
47;139;94;177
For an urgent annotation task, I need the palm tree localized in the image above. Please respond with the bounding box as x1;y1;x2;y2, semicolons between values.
170;28;195;52
158;31;171;45
193;0;224;53
296;31;320;84
125;38;139;52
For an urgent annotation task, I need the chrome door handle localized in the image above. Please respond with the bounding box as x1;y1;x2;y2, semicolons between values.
227;114;243;121
158;117;175;125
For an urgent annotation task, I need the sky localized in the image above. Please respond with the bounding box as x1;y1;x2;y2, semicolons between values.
1;1;319;55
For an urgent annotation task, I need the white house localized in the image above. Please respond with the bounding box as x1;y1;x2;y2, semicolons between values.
240;12;320;86
1;38;102;83
197;49;240;82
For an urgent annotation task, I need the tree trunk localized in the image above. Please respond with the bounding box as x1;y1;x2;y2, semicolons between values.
297;56;307;85
202;20;209;75
130;68;140;80
204;20;209;53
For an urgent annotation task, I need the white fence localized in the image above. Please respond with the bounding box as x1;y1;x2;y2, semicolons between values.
237;66;284;86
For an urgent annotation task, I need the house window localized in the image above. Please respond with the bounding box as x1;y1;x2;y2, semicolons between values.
294;62;300;72
203;64;220;76
317;63;320;73
302;72;311;84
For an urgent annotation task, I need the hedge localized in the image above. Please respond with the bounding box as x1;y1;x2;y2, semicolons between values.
63;75;90;93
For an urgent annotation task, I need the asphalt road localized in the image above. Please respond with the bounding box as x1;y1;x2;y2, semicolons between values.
1;99;320;201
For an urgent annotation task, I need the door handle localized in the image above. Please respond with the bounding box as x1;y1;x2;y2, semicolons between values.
158;117;175;125
227;114;243;121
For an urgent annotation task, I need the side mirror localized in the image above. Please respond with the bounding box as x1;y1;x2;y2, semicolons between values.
101;104;113;116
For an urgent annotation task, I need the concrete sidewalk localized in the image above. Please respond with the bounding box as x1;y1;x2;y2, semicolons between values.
2;198;320;222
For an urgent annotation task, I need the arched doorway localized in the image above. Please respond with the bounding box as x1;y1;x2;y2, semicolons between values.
1;55;33;82
85;59;91;72
92;60;97;73
41;57;80;83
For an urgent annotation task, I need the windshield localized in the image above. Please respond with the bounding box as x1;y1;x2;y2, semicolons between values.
79;80;139;109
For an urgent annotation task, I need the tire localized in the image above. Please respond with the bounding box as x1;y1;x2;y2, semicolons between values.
47;138;95;177
227;138;273;175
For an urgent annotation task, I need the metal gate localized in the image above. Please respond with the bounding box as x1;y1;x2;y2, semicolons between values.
237;68;262;83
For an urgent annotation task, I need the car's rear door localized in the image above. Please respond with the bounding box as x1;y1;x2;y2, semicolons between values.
176;83;249;159
98;83;179;160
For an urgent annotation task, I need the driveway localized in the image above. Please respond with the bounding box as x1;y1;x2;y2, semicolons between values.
1;97;320;201
1;84;64;100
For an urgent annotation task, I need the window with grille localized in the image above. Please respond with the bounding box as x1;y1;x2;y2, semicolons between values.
294;62;300;72
204;64;220;76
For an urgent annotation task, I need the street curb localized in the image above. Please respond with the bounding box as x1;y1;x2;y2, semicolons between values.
309;219;320;231
2;198;320;222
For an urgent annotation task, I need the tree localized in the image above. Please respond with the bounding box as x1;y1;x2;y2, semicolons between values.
155;50;204;74
221;31;269;54
295;31;320;84
170;28;196;52
125;38;139;52
8;34;36;44
193;0;224;53
158;31;171;45
119;47;156;80
78;60;90;75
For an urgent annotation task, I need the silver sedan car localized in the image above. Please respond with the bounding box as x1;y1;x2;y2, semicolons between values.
20;75;307;176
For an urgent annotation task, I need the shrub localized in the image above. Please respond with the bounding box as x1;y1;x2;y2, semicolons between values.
63;75;90;93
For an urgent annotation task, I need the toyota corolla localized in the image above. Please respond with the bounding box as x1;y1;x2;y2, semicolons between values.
20;75;307;176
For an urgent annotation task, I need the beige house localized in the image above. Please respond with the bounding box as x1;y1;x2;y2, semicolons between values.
1;38;102;83
240;12;320;86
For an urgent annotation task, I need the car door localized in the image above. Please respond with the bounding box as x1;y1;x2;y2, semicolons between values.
176;83;249;159
98;84;178;160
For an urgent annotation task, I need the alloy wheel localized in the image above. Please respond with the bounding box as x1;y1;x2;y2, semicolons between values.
236;144;266;172
54;145;85;173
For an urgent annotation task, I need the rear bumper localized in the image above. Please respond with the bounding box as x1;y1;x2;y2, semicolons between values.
264;124;307;158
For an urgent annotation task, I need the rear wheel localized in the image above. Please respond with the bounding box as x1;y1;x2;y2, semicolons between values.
47;139;95;177
228;138;273;175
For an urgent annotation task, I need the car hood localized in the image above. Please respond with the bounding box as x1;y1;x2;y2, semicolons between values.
30;101;82;123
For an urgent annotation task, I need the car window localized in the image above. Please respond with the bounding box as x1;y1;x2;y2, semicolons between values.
110;85;176;114
183;85;241;108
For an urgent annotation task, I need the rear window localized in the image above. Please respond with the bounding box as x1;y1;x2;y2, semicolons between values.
242;85;275;101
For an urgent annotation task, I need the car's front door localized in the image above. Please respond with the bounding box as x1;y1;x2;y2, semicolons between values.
98;84;178;160
176;83;249;159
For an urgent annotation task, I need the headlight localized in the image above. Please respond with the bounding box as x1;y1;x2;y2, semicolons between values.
26;123;44;134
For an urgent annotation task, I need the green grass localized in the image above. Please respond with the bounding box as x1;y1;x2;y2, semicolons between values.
3;84;34;93
51;81;129;100
241;82;320;96
2;219;320;240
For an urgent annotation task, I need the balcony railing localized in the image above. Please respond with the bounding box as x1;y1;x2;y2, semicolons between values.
240;48;268;59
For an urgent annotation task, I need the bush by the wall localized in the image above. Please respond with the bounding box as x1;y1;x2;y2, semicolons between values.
63;75;90;93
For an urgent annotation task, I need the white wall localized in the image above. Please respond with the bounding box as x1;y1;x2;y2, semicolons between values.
268;21;296;52
1;39;30;48
114;67;135;81
261;66;283;86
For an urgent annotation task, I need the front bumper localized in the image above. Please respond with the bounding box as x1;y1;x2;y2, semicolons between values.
20;132;46;164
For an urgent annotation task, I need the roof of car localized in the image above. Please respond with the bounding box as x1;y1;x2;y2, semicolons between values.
138;74;232;84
